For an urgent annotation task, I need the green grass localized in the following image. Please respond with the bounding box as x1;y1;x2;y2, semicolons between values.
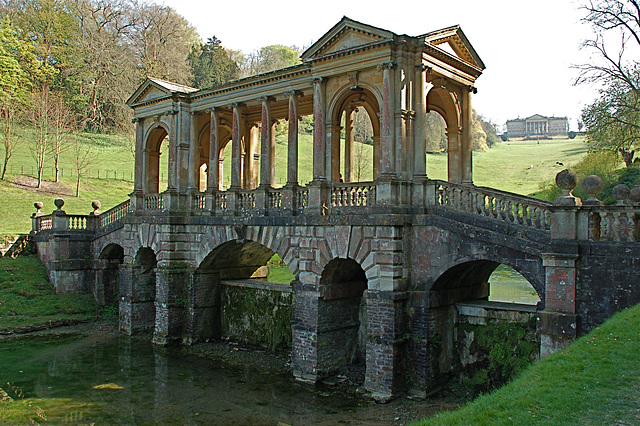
417;302;640;425
0;255;99;331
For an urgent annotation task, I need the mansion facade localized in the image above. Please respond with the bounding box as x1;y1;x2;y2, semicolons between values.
506;114;569;137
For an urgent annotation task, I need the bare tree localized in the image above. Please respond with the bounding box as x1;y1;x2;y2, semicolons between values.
72;136;96;197
353;140;372;181
29;89;52;188
49;93;75;182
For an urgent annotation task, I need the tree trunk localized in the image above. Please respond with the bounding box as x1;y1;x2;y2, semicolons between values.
619;148;635;167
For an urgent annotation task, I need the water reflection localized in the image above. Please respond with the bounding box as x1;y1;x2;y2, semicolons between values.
0;334;452;424
489;264;540;305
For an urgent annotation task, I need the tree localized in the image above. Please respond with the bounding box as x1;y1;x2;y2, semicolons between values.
576;0;640;165
0;16;32;180
72;136;95;197
29;89;51;188
240;44;300;77
68;0;138;132
49;93;75;182
130;3;198;85
425;111;447;153
188;36;239;89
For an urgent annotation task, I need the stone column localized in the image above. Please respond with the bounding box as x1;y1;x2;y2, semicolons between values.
258;96;276;188
344;107;355;182
207;108;219;192
153;263;194;346
447;126;462;183
176;105;191;193
133;118;144;192
413;65;427;180
285;90;301;186
312;77;326;182
119;264;156;335
187;111;199;192
328;121;342;182
167;109;178;191
230;103;244;189
291;280;321;382
379;62;396;179
461;87;474;184
244;124;260;189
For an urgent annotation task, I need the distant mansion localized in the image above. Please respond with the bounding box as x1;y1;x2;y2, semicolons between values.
506;114;569;137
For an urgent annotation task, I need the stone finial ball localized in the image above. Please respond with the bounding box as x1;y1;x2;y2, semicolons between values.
629;187;640;203
612;184;630;201
54;198;65;209
34;201;43;210
556;169;578;190
582;175;603;195
92;200;101;210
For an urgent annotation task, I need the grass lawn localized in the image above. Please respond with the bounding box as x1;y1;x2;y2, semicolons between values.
0;255;99;332
417;302;640;425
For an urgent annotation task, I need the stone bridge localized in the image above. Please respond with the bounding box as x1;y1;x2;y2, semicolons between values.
30;18;640;400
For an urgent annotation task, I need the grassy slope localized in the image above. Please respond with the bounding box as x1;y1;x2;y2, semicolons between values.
418;303;640;425
0;255;98;331
1;130;588;234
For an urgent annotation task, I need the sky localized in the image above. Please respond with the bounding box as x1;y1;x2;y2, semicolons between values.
162;0;601;131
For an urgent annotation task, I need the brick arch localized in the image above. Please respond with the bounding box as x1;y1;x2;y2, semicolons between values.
195;224;298;278
429;254;544;303
125;223;161;265
310;225;379;288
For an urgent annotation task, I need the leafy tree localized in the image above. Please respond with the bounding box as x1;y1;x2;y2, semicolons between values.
188;36;239;89
581;73;640;165
241;44;300;77
0;16;32;180
576;0;640;165
425;111;446;153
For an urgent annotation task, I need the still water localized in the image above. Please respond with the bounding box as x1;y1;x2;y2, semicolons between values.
0;331;454;425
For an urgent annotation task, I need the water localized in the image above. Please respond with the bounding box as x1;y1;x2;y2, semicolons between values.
489;264;540;305
0;330;455;425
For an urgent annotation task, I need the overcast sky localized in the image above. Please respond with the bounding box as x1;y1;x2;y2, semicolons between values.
162;0;600;130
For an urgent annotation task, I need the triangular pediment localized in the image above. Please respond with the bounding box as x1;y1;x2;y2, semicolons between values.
301;17;395;61
527;114;547;120
422;25;485;70
127;77;198;107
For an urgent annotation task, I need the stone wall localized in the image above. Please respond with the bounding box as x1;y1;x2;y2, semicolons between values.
220;279;293;351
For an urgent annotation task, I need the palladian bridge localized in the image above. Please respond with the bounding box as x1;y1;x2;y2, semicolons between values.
30;18;640;401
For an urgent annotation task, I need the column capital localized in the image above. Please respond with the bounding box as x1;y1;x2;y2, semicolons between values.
378;61;397;71
467;85;478;94
415;64;431;72
310;77;324;86
257;95;276;103
165;108;179;116
205;107;219;114
190;110;203;117
284;89;304;98
132;117;141;123
228;102;246;109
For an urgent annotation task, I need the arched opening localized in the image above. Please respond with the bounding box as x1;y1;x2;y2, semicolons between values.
329;88;380;183
95;243;124;306
193;240;294;350
318;257;367;380
129;247;157;333
144;127;169;194
424;111;448;181
426;83;462;183
427;260;540;393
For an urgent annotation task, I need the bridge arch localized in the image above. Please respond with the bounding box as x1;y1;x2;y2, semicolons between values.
93;243;124;306
317;257;368;377
429;255;544;303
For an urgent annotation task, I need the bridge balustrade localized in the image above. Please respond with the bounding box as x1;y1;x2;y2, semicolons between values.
99;200;131;228
144;194;164;211
330;183;375;208
435;181;551;231
35;216;52;231
582;207;640;242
